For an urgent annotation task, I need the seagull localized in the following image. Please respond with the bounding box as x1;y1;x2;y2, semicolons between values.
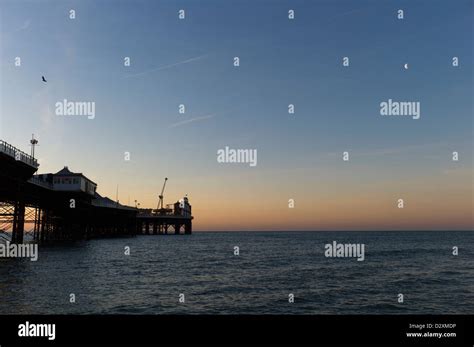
42;76;47;82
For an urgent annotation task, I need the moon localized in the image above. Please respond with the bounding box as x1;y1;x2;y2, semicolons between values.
404;63;409;70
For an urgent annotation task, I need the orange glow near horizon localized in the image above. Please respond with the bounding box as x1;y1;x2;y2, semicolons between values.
89;166;473;231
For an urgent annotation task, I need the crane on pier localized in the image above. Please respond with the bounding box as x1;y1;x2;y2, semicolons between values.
154;177;172;215
158;177;168;209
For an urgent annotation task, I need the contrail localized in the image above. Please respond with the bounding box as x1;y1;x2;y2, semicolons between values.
168;107;237;128
169;113;216;128
124;54;207;78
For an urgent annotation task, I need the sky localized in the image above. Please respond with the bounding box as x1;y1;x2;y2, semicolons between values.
0;0;472;231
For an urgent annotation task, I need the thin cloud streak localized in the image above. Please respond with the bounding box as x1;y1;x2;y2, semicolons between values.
169;113;216;128
124;54;208;78
168;107;238;128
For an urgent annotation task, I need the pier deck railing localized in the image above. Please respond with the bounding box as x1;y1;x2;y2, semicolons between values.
0;140;39;168
92;198;138;211
28;175;54;189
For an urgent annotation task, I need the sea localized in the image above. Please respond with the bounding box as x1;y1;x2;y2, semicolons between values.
0;231;472;314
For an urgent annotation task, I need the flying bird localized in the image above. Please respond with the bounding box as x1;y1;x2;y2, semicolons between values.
42;76;47;82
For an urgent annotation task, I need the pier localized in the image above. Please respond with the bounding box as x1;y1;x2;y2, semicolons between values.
0;139;193;243
137;197;192;235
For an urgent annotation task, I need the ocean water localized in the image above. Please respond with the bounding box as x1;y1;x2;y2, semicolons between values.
0;231;472;314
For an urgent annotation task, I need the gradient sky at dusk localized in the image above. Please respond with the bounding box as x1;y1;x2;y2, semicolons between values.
1;0;472;230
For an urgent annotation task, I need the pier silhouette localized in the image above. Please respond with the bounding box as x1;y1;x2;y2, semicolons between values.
0;139;192;243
